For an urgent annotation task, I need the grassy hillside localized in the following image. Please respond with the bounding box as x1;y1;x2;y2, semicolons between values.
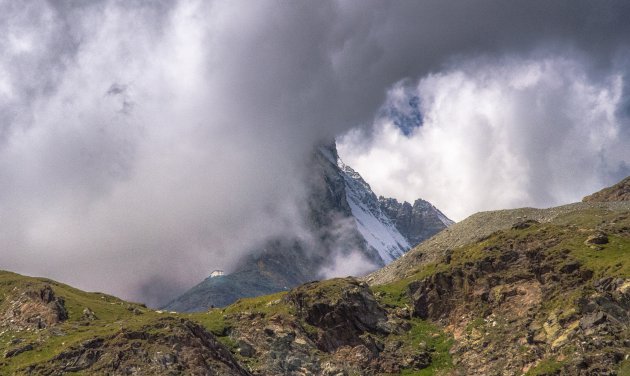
366;201;630;285
0;271;249;375
369;204;630;375
0;201;628;375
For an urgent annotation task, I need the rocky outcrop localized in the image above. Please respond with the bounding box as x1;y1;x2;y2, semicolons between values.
4;343;34;359
286;279;390;352
585;231;609;245
207;277;437;375
583;176;630;202
0;271;253;375
1;285;68;330
25;317;252;376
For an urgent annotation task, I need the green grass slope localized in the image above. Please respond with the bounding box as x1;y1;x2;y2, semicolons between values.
0;201;627;375
0;271;249;375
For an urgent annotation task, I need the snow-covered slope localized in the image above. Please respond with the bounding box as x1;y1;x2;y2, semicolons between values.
324;146;454;265
338;159;411;263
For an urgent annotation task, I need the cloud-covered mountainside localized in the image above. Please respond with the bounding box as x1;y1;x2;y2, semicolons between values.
164;143;452;312
1;176;628;375
1;1;630;306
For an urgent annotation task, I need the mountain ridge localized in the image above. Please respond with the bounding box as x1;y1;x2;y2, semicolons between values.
365;201;630;286
164;143;452;312
583;176;630;203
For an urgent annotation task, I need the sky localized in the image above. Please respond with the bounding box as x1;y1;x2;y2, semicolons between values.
1;0;630;306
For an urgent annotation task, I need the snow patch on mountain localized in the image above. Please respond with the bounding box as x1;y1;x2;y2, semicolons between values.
337;159;410;264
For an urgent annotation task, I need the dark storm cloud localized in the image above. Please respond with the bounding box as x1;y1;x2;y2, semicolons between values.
1;0;629;306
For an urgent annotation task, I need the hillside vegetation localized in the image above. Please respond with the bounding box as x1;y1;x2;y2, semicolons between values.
1;198;628;374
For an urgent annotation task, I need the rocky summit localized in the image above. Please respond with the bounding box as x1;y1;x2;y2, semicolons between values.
164;143;452;312
1;176;629;375
379;197;454;247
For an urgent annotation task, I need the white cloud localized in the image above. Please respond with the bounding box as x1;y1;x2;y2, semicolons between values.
319;250;378;280
339;57;629;221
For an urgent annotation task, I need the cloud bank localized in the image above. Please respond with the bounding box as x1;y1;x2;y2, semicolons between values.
1;0;629;305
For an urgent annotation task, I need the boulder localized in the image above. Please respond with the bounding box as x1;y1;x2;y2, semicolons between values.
2;285;68;330
585;232;609;245
580;311;607;330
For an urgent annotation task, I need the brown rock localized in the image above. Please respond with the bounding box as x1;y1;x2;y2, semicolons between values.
4;343;34;358
582;176;630;202
285;278;389;352
2;285;68;330
585;232;609;245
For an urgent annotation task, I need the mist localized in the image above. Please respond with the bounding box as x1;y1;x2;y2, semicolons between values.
1;0;629;305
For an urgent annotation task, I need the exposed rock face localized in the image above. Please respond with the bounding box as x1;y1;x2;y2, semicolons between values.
401;212;630;375
4;343;34;359
286;279;390;352
1;285;68;330
211;278;437;375
583;175;630;202
338;162;412;263
511;219;540;230
379;197;454;246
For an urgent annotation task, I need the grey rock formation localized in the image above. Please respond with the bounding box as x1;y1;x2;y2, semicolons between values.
165;142;452;312
379;197;454;247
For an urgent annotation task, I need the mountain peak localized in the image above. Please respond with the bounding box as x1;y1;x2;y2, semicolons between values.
378;195;454;247
164;142;452;311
